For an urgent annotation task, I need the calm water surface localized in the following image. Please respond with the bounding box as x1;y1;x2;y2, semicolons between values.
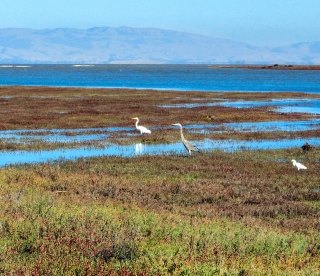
1;64;320;93
1;137;319;167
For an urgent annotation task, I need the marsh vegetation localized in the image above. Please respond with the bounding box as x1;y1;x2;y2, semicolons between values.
1;149;319;274
0;87;319;274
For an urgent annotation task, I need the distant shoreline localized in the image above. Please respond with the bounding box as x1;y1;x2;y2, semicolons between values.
209;64;320;70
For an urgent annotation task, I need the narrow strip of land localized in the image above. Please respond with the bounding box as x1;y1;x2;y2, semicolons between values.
210;64;320;70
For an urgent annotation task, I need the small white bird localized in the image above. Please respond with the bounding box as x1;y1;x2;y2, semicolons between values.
291;159;307;171
132;117;151;134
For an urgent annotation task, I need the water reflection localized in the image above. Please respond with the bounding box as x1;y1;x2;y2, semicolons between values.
135;143;144;155
1;137;319;167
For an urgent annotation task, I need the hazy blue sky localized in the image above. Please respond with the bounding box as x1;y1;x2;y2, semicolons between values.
1;0;319;46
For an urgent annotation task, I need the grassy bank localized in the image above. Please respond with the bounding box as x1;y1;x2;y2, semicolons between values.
1;149;319;274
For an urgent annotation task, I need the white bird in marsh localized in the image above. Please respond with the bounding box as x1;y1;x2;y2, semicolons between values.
291;159;307;171
132;117;151;134
172;123;200;156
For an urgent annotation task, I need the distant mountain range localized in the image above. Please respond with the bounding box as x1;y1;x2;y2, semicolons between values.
0;27;320;64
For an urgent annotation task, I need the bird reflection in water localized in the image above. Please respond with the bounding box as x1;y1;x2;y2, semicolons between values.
135;143;144;155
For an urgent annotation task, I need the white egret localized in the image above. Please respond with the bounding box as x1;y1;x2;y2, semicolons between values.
291;159;307;171
132;117;151;134
172;123;200;156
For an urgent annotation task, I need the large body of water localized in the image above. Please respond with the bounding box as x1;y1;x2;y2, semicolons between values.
0;64;319;166
1;64;320;93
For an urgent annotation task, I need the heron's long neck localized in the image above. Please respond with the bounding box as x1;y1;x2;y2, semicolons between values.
179;126;185;140
135;119;139;128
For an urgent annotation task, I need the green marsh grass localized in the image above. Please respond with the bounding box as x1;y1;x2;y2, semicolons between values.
0;148;319;274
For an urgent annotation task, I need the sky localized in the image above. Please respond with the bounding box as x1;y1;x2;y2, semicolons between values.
1;0;320;46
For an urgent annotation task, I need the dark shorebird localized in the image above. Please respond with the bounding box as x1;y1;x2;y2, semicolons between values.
301;142;312;152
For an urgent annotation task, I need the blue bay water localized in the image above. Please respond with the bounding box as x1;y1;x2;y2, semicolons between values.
1;64;320;166
1;64;320;93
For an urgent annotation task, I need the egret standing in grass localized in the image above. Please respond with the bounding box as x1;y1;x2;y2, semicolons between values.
291;159;307;171
132;117;151;134
172;123;200;156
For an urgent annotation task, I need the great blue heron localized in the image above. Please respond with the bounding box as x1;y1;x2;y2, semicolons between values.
132;117;151;134
172;123;200;156
291;159;307;171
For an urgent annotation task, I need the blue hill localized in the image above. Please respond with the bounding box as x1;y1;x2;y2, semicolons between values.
0;27;319;64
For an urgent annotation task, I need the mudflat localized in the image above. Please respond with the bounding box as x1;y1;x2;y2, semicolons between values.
0;86;319;130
